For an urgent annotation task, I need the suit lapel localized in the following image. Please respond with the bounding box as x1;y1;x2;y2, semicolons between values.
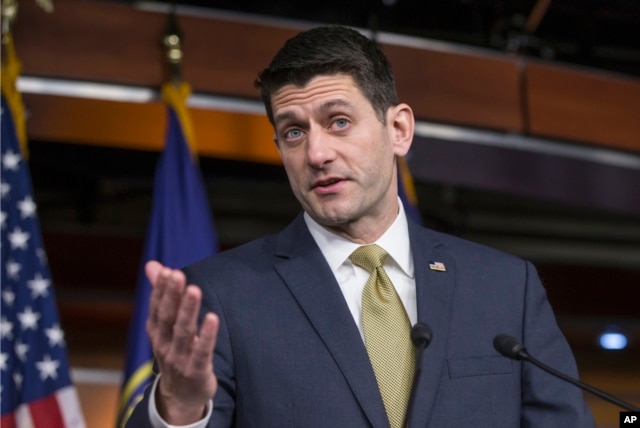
407;223;456;428
273;215;390;428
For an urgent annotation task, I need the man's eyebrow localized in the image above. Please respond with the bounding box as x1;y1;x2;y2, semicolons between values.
320;99;355;112
274;99;355;125
274;111;299;126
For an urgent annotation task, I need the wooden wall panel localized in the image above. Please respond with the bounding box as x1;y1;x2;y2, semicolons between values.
527;63;640;152
177;14;301;98
14;0;524;134
15;0;167;86
383;45;524;132
23;94;280;163
14;0;301;98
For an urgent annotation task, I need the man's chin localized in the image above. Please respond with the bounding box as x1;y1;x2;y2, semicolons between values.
303;197;360;225
309;209;355;228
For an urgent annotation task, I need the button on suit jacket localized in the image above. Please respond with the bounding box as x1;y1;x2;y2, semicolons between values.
127;213;594;427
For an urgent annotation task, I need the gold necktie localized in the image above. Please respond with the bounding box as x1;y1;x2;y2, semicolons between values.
350;245;415;428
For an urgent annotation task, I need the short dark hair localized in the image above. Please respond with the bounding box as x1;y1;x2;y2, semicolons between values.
255;25;399;125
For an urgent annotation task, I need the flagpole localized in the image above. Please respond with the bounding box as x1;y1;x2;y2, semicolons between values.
117;6;219;427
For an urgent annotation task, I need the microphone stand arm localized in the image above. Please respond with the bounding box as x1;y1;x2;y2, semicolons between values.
522;354;640;411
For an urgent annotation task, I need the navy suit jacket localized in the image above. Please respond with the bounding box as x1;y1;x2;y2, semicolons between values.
127;213;594;427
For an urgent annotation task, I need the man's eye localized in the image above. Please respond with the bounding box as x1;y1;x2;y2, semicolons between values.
333;118;349;129
285;129;302;139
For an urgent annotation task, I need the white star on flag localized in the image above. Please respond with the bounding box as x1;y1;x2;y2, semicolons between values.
5;259;21;280
1;149;21;171
17;307;41;331
0;317;14;340
8;226;30;250
13;371;23;390
0;180;10;198
15;340;29;362
27;273;50;298
45;324;65;347
37;248;48;265
0;352;8;371
36;354;61;381
2;289;16;306
17;195;37;219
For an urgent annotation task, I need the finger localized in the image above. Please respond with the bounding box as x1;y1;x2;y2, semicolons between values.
171;284;202;355
156;268;186;344
191;312;219;372
145;260;163;284
146;261;165;326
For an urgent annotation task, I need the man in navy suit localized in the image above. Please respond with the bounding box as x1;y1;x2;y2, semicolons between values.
127;25;595;427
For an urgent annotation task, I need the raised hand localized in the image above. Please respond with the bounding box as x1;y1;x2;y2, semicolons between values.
145;260;219;425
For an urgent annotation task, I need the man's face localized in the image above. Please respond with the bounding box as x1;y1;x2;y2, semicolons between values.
271;74;413;239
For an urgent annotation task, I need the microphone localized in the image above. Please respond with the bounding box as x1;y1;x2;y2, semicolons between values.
411;322;433;352
405;323;433;428
493;333;640;412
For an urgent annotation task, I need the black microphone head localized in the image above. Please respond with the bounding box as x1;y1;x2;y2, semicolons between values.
493;334;528;360
411;322;433;349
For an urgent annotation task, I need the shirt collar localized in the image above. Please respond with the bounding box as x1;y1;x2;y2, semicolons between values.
303;199;414;278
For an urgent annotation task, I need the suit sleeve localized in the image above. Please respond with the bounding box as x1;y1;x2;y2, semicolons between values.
519;261;595;427
186;265;237;427
122;387;152;428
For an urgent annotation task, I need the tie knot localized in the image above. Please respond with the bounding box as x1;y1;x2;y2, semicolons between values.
349;244;388;273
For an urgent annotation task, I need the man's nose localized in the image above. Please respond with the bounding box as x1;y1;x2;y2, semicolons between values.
306;128;336;168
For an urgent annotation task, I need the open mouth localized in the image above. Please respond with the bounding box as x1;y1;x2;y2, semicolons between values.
312;177;346;194
314;178;342;188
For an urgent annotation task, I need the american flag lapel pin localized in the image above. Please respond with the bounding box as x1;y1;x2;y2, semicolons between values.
428;260;446;272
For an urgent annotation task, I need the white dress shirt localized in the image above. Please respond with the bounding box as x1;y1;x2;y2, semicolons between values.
303;201;417;338
148;201;417;427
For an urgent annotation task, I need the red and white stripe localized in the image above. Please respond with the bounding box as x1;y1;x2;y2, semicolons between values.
1;386;85;428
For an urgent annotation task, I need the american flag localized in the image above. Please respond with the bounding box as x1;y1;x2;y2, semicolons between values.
1;92;85;427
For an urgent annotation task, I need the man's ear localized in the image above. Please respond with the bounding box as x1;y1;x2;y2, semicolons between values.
388;103;414;157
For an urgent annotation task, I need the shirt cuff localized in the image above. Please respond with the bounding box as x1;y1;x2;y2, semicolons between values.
148;375;213;428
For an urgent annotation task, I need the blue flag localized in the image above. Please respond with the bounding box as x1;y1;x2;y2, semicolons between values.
117;83;218;426
397;156;423;225
1;37;85;428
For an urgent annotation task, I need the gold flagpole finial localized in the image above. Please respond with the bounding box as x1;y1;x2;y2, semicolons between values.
2;0;54;42
35;0;54;14
1;0;19;39
162;3;182;86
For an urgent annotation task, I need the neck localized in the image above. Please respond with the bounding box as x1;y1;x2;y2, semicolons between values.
321;199;401;244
